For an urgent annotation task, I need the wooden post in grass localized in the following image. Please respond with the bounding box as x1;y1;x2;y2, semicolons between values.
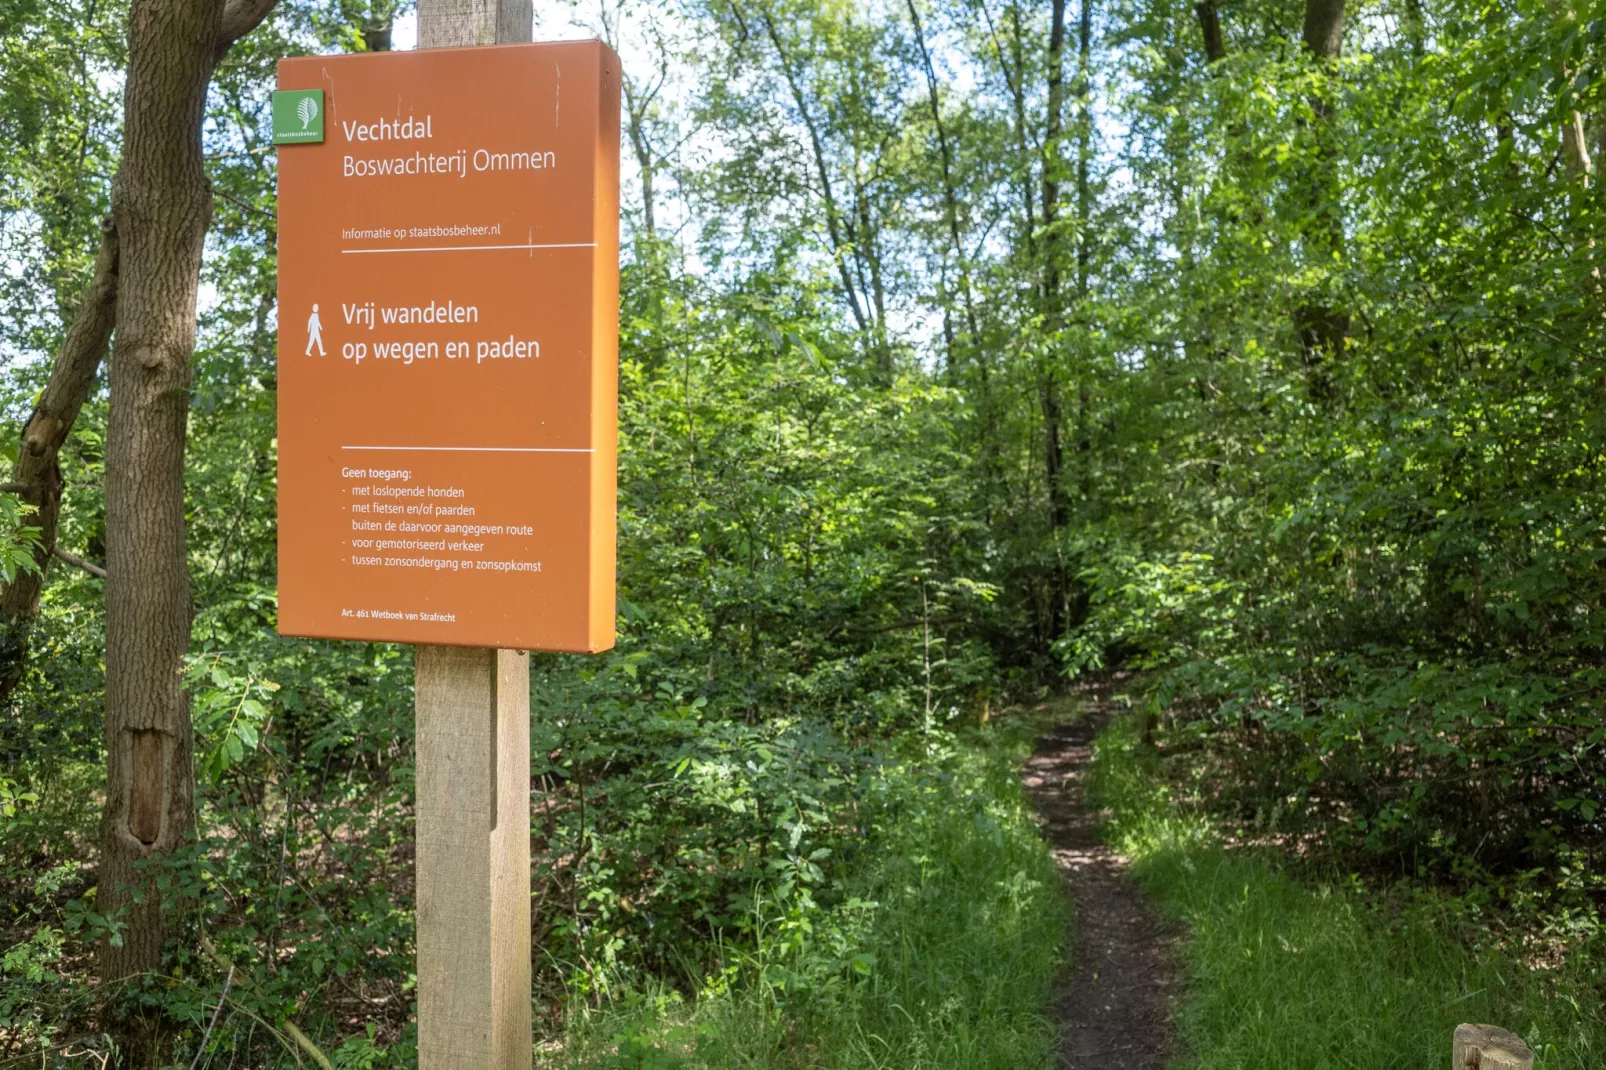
1453;1024;1534;1070
413;7;533;1070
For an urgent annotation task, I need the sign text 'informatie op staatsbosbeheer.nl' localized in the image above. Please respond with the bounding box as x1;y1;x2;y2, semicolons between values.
275;42;621;652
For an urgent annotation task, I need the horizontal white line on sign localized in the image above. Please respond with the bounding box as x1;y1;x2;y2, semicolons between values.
340;242;598;254
342;446;595;453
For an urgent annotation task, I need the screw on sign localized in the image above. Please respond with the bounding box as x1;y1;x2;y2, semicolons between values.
273;6;620;1067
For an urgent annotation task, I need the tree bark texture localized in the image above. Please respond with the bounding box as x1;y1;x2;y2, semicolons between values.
1040;0;1069;316
1562;109;1594;181
0;218;119;705
1195;0;1224;63
1302;0;1346;58
100;0;276;985
1075;0;1092;300
626;112;657;239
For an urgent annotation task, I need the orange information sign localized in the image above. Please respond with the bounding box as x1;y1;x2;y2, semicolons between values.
275;42;620;652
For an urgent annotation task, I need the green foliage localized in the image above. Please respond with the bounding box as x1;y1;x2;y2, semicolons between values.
1087;712;1606;1068
0;493;44;585
185;651;280;781
555;721;1064;1069
0;0;123;367
1059;0;1606;911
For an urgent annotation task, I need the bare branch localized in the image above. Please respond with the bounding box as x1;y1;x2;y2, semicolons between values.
53;546;107;580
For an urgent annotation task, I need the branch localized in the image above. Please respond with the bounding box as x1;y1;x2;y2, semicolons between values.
188;965;233;1070
0;213;117;636
750;2;871;335
215;186;276;221
53;546;106;580
219;0;278;47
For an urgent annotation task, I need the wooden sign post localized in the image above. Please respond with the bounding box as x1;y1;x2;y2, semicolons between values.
274;11;620;1066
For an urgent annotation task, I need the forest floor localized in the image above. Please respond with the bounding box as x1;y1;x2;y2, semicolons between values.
1023;695;1180;1069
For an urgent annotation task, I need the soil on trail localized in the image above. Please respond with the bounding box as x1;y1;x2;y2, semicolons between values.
1022;700;1181;1069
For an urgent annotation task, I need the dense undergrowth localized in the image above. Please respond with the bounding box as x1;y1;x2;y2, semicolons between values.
1087;711;1606;1069
0;260;1035;1062
550;719;1063;1070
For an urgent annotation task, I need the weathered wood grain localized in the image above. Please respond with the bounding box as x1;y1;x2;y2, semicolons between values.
1453;1023;1535;1070
415;645;531;1070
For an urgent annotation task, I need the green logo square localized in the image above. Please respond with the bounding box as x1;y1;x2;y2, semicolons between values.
273;89;324;145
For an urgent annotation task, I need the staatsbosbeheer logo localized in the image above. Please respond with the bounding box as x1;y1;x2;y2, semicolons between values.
273;90;324;144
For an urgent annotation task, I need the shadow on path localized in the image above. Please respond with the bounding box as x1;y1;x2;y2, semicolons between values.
1021;697;1180;1069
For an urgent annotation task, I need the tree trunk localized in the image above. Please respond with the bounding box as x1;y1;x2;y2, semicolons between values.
752;5;871;340
1040;0;1069;316
979;0;1037;260
1562;110;1593;182
1075;0;1092;302
856;174;892;382
1074;0;1094;508
906;0;980;353
1040;0;1070;531
620;58;662;242
0;218;119;704
362;17;393;50
633;130;656;239
1293;0;1349;401
1302;0;1345;57
1402;0;1424;57
99;0;276;990
1195;0;1224;63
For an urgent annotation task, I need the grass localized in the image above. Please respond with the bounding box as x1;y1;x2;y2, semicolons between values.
1086;713;1606;1070
547;719;1068;1070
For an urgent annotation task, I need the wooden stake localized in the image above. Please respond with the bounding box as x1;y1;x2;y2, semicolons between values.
1453;1024;1535;1070
413;6;533;1066
416;646;530;1069
419;0;531;48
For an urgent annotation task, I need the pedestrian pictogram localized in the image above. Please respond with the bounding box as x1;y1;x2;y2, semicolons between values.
305;303;325;355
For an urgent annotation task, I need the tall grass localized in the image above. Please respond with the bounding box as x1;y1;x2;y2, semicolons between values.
550;722;1067;1070
1087;715;1606;1069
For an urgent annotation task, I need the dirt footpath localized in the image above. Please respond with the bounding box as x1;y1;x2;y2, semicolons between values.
1022;704;1180;1069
